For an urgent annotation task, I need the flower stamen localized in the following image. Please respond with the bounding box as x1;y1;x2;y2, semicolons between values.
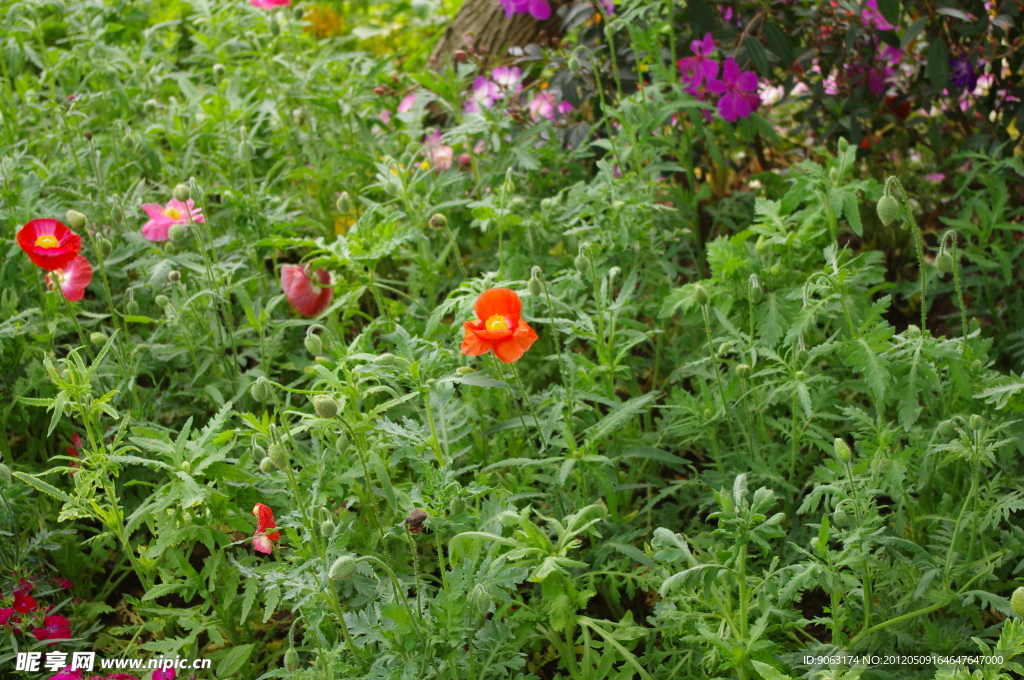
35;235;59;249
485;314;510;331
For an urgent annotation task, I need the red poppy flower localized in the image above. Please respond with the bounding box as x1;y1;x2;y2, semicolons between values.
280;265;333;317
45;255;93;302
460;288;538;363
252;503;281;554
32;614;71;644
13;592;37;613
16;219;82;271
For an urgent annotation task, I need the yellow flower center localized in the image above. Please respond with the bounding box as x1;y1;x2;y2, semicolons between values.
35;235;59;249
485;314;510;331
164;208;183;220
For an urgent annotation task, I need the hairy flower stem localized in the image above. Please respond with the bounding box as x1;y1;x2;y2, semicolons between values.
540;276;575;441
404;525;423;616
701;303;738;459
939;230;969;356
885;177;927;331
442;223;467;279
59;296;93;362
363;555;421;638
943;460;980;585
588;254;609;365
510;362;545;453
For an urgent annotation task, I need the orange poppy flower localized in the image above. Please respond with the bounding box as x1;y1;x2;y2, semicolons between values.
460;288;538;363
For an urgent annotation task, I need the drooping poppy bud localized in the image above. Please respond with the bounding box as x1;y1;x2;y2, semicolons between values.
312;395;338;419
876;194;899;226
329;556;358;580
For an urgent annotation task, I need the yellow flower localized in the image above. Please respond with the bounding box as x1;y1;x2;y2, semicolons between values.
335;215;355;235
303;4;345;40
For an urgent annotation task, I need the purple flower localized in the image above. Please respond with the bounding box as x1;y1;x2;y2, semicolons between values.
464;76;501;113
677;33;719;88
491;66;523;97
950;58;978;91
706;57;761;122
499;0;551;20
863;0;894;30
925;172;945;183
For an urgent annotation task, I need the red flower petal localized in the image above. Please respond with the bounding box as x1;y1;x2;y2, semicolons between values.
474;288;522;323
280;265;334;317
17;219;82;271
492;319;539;363
461;322;494;356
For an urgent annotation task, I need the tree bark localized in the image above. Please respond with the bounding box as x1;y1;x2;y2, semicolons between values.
431;0;561;68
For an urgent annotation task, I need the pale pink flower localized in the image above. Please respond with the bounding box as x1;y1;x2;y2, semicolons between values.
379;109;392;124
140;199;203;242
397;93;417;113
464;77;501;113
424;130;454;172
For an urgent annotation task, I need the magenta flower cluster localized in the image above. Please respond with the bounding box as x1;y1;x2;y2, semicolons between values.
677;34;761;123
464;66;572;121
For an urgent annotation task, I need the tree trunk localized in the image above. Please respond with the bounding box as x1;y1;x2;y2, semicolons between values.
431;0;561;68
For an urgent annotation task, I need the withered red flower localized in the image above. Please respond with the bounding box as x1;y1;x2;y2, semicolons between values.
280;265;333;317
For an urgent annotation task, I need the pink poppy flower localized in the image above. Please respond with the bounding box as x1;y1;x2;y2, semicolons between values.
529;92;570;121
706;57;761;122
250;0;291;8
140;199;203;242
45;255;93;302
424;130;454;171
379;109;392;124
33;615;72;644
397;93;417;113
499;0;550;19
280;265;333;317
252;503;281;554
491;66;523;97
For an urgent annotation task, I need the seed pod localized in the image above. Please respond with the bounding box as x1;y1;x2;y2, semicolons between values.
935;250;954;274
173;184;191;202
320;520;334;537
428;213;448;229
736;364;750;380
180;461;192;474
1012;587;1024;618
66;210;87;230
167;271;180;283
876;194;899;226
284;648;300;672
250;378;272;402
833;438;852;463
970;415;983;431
405;508;429;534
155;295;170;307
832;504;849;527
693;284;710;307
268;443;290;469
259;457;276;473
312;394;339;419
304;333;323;355
0;463;11;486
329;556;358;580
90;332;107;346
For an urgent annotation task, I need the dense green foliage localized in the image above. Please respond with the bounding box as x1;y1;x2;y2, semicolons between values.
3;2;1024;680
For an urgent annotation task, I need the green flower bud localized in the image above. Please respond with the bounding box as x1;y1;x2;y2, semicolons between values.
935;250;954;274
336;192;354;214
97;236;113;257
611;200;625;214
795;370;807;380
876;194;899;226
173;184;191;202
155;295;170;307
304;333;323;355
755;235;770;255
769;262;782;277
268;443;289;470
693;284;710;307
540;198;554;212
168;223;187;242
449;497;466;515
0;463;11;486
833;438;852;463
574;253;589;274
832;504;849;527
469;583;491;614
284;648;300;672
250;377;272;402
180;461;192;474
736;364;750;380
213;63;226;81
252;444;267;460
66;210;87;230
143;99;159;113
125;300;139;315
90;332;107;346
567;54;581;74
269;19;280;36
703;408;713;420
905;324;921;337
1012;587;1024;618
259;456;276;473
329;556;358;580
320;520;334;538
312;394;339;419
167;270;180;283
375;353;395;365
334;433;349;452
749;274;762;303
428;213;448;229
528;276;542;297
970;414;983;431
456;366;475;375
501;177;515;195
